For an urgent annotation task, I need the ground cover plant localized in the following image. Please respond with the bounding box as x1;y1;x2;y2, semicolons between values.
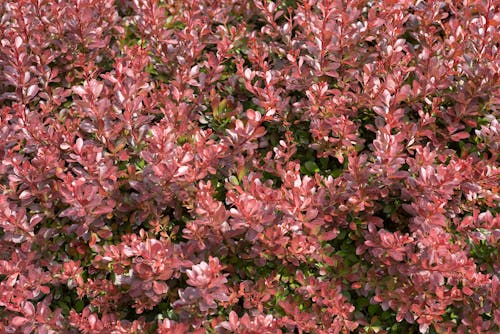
0;0;499;333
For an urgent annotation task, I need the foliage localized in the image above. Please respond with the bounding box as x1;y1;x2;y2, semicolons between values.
0;0;499;333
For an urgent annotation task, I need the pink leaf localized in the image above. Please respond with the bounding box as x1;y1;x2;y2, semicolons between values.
12;316;28;327
22;301;35;317
15;36;23;49
72;86;87;97
88;314;97;329
26;85;39;100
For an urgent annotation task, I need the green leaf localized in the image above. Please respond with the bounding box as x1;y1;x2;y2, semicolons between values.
74;299;85;312
228;175;239;185
368;304;381;316
304;161;320;173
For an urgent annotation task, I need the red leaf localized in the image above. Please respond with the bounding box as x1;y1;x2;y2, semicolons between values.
152;281;168;295
450;131;470;141
462;286;474;296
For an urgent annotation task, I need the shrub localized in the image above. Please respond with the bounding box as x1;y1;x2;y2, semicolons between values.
0;0;498;333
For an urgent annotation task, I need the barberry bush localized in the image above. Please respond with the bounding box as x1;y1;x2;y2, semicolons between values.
0;0;499;333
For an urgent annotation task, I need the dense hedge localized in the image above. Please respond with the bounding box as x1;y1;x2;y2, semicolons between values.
0;0;499;333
